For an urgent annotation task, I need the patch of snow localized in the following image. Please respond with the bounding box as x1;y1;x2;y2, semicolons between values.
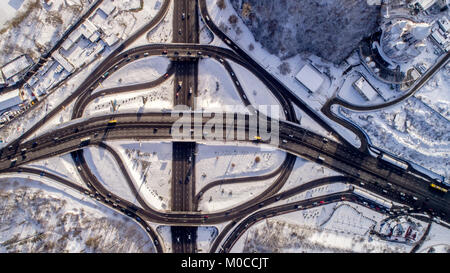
106;140;172;211
83;146;141;207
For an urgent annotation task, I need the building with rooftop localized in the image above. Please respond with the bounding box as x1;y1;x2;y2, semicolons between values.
295;63;325;93
1;55;33;81
409;0;437;10
98;0;117;17
0;91;23;114
61;20;101;51
438;17;450;33
353;76;379;101
52;51;75;73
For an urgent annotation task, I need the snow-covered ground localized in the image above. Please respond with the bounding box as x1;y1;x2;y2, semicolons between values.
196;142;286;194
156;225;172;253
98;56;171;90
228;60;285;119
415;62;450;121
0;0;22;28
0;176;154;252
199;14;214;44
85;75;174;117
83;146;141;207
107;140;172;211
339;97;450;180
197;175;280;213
0;0;92;64
293;105;340;142
24;153;87;189
196;58;248;113
231;202;412;253
281;183;349;206
417;222;450;253
131;0;173;46
279;157;342;192
197;226;218;253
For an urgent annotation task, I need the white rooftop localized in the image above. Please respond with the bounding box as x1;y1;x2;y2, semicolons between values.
1;55;32;80
353;76;378;101
295;63;324;93
98;0;116;16
438;17;450;33
412;0;437;9
52;51;75;73
0;90;22;113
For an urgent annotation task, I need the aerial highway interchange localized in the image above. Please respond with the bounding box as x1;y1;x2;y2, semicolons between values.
0;0;449;253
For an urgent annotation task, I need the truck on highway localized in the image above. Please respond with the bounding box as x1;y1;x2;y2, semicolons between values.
107;120;117;126
430;183;448;193
80;137;91;147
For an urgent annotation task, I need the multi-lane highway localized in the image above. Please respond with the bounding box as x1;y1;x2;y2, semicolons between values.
2;112;449;219
171;0;199;253
0;0;448;254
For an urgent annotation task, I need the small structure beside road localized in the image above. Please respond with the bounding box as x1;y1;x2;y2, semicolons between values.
352;75;379;101
295;63;325;93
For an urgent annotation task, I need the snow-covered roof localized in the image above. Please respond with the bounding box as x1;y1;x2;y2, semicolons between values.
0;91;22;113
52;51;75;73
295;63;324;93
411;0;437;10
98;0;116;16
63;20;99;51
104;34;120;47
431;30;446;45
352;76;378;101
438;17;450;33
1;55;32;80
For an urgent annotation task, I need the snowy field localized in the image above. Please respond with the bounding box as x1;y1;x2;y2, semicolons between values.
0;0;92;64
197;226;218;253
417;222;450;253
83;146;141;208
98;56;171;90
0;0;22;28
339;97;450;180
196;143;286;194
281;183;350;206
228;60;285;119
196;58;248;113
415;62;450;121
198;175;280;213
0;177;154;253
156;225;172;253
279;157;342;192
293;106;340;142
24;153;87;189
107;140;172;211
85;75;174;117
131;0;173;46
231;202;413;253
